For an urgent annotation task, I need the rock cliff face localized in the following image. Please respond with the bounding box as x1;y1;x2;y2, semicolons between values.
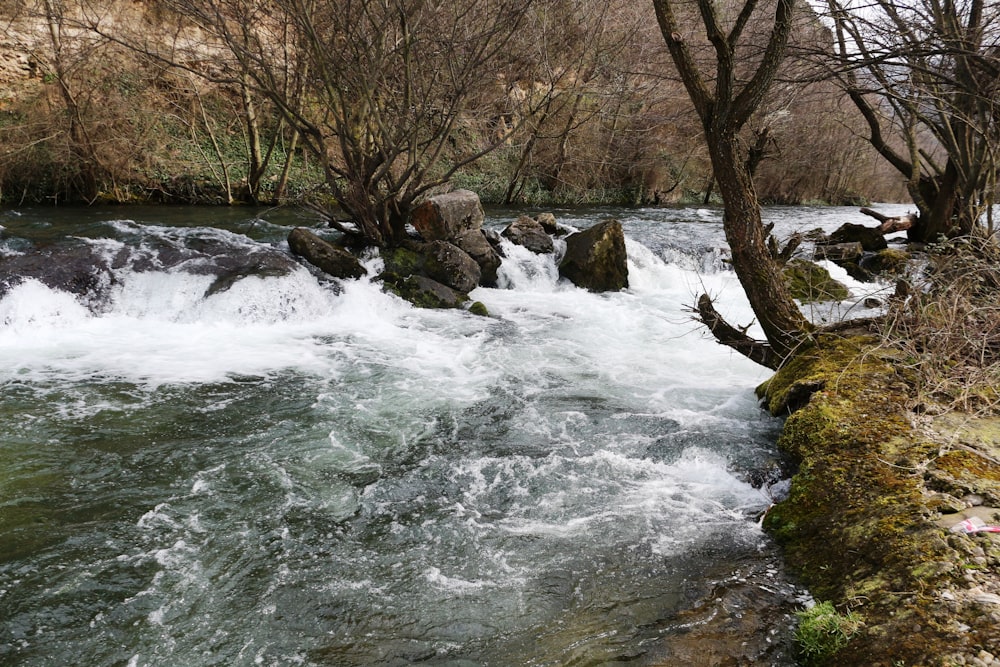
759;334;1000;666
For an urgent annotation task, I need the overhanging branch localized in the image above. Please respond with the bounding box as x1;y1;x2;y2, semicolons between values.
694;293;783;369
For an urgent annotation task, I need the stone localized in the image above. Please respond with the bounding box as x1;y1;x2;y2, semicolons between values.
387;275;468;310
287;227;367;280
558;219;629;292
927;492;969;514
420;240;481;293
501;215;554;254
0;241;114;306
973;592;1000;606
467;301;490;317
813;241;863;263
534;212;568;236
860;248;911;276
782;258;850;303
452;229;501;287
828;222;888;251
409;189;485;242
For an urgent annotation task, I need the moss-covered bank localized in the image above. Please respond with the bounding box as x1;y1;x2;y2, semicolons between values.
759;334;1000;666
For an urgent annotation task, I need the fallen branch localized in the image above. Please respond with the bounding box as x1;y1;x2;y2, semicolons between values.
694;293;782;369
860;207;917;234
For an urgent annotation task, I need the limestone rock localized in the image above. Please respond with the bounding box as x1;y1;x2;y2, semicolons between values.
379;240;480;295
421;240;482;293
558;219;629;292
288;227;367;280
452;229;501;287
534;212;568;237
502;215;554;254
409;189;485;242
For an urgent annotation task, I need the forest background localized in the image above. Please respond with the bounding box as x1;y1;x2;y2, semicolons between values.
0;0;910;211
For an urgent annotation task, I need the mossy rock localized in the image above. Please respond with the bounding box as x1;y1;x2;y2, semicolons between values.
467;301;490;317
379;245;427;282
861;248;911;276
783;259;850;303
758;335;992;665
384;275;468;310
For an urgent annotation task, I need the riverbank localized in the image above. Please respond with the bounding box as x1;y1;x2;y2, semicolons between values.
759;332;1000;666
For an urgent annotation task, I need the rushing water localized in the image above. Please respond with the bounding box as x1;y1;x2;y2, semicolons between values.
0;204;910;666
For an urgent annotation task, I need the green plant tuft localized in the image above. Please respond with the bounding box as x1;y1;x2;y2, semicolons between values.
796;601;862;664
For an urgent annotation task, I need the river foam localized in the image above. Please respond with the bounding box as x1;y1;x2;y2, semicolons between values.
0;207;811;666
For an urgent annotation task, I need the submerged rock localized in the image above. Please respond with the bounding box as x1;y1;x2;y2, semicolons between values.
1;231;302;307
0;241;115;306
558;219;628;292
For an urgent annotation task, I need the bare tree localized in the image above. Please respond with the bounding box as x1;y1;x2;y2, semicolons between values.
823;0;1000;241
653;0;813;366
146;0;541;246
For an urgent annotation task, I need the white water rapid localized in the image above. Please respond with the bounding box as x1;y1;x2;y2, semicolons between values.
0;204;910;666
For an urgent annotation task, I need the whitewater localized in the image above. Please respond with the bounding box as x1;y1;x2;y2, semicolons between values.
0;204;907;665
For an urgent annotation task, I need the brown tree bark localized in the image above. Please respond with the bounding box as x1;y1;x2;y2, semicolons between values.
653;0;812;365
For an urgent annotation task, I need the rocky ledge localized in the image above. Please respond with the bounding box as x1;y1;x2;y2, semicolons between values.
759;333;1000;666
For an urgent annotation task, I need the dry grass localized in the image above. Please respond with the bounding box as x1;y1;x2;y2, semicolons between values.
877;236;1000;414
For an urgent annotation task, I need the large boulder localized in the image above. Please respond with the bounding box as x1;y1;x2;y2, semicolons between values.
421;240;482;293
452;229;502;287
388;275;469;310
409;189;485;241
558;219;629;292
380;240;480;295
288;227;367;280
502;215;554;254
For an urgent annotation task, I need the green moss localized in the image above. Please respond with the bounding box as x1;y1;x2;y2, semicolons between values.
934;450;1000;483
866;248;911;276
757;334;984;664
783;258;851;303
467;301;490;317
379;246;426;282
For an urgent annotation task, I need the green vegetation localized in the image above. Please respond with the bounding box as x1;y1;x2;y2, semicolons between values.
758;243;1000;664
783;259;850;303
795;601;862;665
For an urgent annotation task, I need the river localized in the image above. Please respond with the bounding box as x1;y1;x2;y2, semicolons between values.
0;203;909;666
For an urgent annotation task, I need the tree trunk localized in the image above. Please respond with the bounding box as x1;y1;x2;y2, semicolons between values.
909;162;961;242
708;130;812;361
